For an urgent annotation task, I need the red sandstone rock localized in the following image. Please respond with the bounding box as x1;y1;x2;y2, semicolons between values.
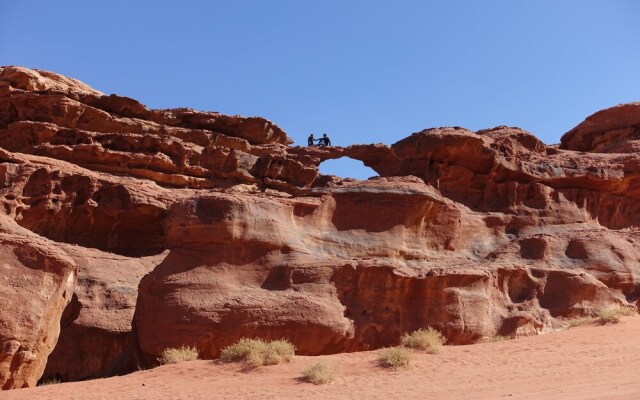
0;217;76;389
0;66;638;388
41;246;166;382
560;103;640;152
0;149;178;384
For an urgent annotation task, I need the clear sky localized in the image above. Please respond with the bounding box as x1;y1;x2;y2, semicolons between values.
2;1;639;178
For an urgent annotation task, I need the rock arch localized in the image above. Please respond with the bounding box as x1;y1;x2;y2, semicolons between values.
318;156;378;179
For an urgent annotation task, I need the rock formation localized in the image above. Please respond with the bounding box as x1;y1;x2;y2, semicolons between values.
0;66;638;388
0;215;76;389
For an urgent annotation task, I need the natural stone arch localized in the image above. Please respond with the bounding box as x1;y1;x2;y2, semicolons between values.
318;156;378;179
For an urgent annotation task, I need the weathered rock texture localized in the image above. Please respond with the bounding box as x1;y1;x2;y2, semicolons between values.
0;66;638;388
0;216;76;389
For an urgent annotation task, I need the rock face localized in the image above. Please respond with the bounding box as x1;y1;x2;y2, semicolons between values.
560;103;640;153
0;66;638;388
42;247;165;381
0;217;76;389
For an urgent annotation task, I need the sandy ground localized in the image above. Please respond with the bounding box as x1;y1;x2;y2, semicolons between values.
5;316;640;400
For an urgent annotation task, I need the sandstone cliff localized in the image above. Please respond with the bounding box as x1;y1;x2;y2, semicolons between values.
0;66;638;388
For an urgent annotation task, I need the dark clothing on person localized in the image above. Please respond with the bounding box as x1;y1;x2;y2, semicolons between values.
320;134;331;146
307;134;315;146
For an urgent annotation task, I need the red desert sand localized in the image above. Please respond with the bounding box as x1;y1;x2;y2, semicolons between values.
6;316;639;400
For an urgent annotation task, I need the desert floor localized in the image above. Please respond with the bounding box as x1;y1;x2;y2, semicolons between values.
6;316;640;400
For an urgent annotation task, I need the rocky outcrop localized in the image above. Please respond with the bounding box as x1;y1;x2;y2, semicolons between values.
0;217;76;389
0;66;638;388
560;103;640;153
41;246;165;382
0;148;175;385
133;178;497;359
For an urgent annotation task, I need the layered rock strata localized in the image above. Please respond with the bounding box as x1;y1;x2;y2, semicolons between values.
0;66;638;388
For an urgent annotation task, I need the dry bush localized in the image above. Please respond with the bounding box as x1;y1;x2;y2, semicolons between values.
565;316;596;328
263;339;295;365
220;338;267;363
301;362;336;385
481;335;512;343
378;346;412;369
38;378;61;386
220;338;295;367
596;306;636;324
401;327;445;353
159;345;199;365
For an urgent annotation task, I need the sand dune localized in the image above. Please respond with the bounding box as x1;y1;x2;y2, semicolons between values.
5;316;639;400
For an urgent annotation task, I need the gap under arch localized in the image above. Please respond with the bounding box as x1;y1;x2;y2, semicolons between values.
318;157;378;180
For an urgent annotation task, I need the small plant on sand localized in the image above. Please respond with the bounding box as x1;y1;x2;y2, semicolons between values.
301;362;336;385
38;378;61;386
264;339;296;364
220;338;295;367
401;327;446;353
596;306;636;324
159;345;199;365
482;335;512;343
378;346;413;369
565;316;596;328
220;338;266;363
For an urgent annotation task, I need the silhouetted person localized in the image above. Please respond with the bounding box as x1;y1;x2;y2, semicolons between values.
319;133;331;146
307;133;315;146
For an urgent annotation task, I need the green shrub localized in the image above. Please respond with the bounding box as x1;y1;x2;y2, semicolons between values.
301;362;336;385
378;346;412;369
400;327;445;353
220;338;295;367
159;345;199;365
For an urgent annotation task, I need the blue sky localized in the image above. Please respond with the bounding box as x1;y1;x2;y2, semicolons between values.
2;1;639;178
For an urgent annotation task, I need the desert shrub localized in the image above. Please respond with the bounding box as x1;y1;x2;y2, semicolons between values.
481;335;513;343
596;306;636;324
565;316;596;328
38;378;61;386
401;327;445;353
220;338;295;367
301;362;336;385
159;345;199;365
378;346;412;369
220;338;267;363
263;339;296;365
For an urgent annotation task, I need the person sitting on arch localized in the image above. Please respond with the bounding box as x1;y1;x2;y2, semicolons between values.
307;133;316;146
319;133;331;146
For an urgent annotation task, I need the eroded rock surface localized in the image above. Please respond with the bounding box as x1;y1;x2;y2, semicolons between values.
0;66;638;388
560;103;640;153
0;217;76;389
